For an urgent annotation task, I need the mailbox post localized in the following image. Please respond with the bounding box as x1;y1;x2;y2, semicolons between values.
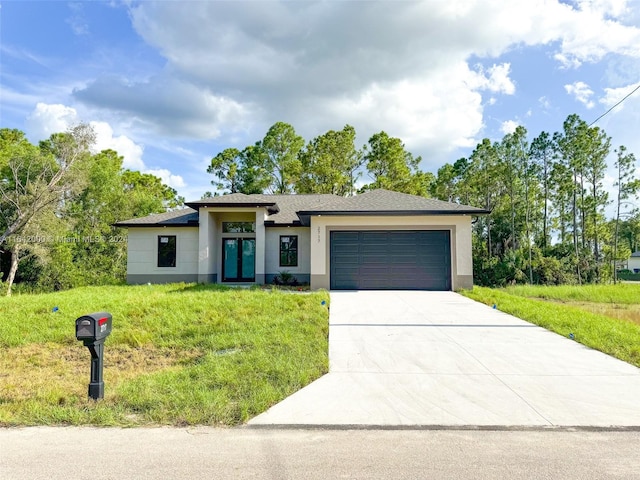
75;312;112;400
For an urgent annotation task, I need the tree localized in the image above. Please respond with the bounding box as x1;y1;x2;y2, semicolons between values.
467;138;501;257
260;122;304;194
530;131;554;248
582;124;611;282
121;170;183;212
297;125;363;196
363;131;426;195
0;125;95;295
207;148;242;193
0;124;95;246
613;145;639;282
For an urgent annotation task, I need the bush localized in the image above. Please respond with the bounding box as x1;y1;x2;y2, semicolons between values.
272;270;298;286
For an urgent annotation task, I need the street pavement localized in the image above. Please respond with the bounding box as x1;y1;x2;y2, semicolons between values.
2;427;640;480
250;291;640;426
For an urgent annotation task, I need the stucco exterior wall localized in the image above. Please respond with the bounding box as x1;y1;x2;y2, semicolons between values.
196;208;266;283
308;215;474;291
127;227;199;283
265;227;311;283
628;256;640;272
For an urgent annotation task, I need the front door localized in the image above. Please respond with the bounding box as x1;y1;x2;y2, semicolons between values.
222;238;255;282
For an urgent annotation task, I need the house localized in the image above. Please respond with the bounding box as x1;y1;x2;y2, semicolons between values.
115;189;489;290
628;251;640;273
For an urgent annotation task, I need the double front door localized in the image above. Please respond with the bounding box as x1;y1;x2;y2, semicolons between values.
223;238;255;282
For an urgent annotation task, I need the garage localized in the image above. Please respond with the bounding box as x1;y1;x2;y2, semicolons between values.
330;230;451;290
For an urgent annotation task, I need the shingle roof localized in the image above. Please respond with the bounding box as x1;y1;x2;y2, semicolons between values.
298;189;489;215
114;209;199;227
186;193;344;224
117;189;488;227
631;251;640;257
185;193;278;208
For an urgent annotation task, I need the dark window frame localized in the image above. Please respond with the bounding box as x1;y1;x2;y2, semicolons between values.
279;235;298;267
157;235;177;267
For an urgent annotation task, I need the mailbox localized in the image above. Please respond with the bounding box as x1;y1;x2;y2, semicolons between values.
75;312;112;400
76;312;112;343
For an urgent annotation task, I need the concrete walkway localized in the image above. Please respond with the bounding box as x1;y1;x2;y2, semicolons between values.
249;291;640;427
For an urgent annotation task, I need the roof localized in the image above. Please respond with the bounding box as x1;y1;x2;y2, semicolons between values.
114;209;199;227
631;251;640;258
298;189;489;215
116;189;489;227
187;193;344;224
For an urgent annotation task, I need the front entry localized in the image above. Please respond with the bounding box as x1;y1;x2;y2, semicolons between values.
222;238;255;282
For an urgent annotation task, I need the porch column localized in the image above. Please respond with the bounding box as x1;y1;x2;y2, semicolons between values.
254;210;266;284
197;210;216;283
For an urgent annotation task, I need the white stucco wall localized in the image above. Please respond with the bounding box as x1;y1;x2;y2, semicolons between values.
127;227;199;276
265;227;311;275
628;256;640;272
308;215;473;288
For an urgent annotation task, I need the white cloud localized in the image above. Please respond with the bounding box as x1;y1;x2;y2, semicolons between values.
144;169;186;190
23;103;182;187
26;103;78;141
565;81;596;108
70;0;635;150
501;120;519;135
600;81;640;110
596;81;640;153
471;64;516;95
90;121;145;170
66;2;89;36
539;96;552;110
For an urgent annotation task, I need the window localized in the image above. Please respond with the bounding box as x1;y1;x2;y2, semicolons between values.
158;235;176;267
280;235;298;267
222;222;255;233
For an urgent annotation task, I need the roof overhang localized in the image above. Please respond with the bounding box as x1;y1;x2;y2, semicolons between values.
113;221;199;228
184;201;279;215
296;209;491;226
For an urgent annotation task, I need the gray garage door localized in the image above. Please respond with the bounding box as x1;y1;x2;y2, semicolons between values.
330;230;451;290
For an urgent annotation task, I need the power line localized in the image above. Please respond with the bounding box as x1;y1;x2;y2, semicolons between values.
589;82;640;126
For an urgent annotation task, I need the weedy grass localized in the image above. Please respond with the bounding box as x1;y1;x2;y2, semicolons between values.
461;285;640;368
502;283;640;304
0;283;329;426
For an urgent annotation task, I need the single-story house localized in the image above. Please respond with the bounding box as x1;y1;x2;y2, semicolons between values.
628;251;640;273
115;189;489;291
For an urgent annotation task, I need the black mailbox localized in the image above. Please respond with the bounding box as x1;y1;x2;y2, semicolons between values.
75;312;112;400
76;312;112;343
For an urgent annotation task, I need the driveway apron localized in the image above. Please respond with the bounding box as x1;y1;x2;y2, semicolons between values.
249;291;640;427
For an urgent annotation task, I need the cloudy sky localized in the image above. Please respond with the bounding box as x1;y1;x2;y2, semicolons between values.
2;0;640;202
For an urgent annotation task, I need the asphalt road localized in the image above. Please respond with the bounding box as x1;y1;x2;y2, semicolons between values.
2;427;640;480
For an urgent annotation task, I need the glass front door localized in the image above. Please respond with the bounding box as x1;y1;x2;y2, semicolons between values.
223;238;255;282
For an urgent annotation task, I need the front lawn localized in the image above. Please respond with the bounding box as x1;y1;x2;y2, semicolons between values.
461;284;640;368
0;283;330;426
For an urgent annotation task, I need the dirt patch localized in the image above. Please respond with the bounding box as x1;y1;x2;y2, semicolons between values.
0;344;202;402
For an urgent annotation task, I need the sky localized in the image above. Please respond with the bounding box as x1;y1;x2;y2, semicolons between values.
1;0;640;206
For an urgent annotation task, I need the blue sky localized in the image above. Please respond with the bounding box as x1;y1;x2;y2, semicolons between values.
2;0;640;205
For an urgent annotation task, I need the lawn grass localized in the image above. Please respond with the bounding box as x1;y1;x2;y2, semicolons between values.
461;285;640;368
0;283;330;426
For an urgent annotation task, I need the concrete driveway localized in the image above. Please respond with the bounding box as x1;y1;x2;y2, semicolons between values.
249;291;640;427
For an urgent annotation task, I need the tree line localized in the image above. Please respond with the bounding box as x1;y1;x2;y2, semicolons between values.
209;116;640;286
0;125;182;295
2;113;637;294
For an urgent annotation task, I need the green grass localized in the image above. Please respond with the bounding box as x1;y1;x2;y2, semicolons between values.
500;283;640;304
461;285;640;368
0;283;330;426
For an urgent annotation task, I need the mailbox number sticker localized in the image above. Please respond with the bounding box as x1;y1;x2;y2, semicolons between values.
101;325;106;333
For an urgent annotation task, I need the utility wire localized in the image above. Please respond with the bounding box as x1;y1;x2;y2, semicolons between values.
589;82;640;126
